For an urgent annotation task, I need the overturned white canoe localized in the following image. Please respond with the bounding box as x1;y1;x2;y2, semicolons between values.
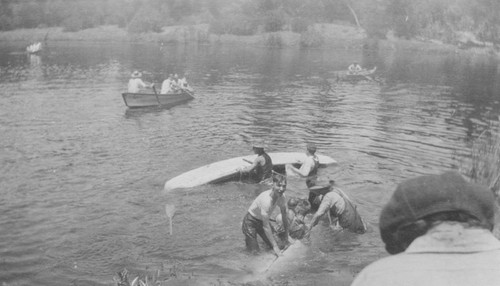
164;152;337;191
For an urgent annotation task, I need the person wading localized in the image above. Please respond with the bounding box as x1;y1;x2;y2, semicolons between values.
305;180;367;234
240;141;273;184
242;172;290;256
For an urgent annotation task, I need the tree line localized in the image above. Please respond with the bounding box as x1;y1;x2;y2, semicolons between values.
1;0;499;45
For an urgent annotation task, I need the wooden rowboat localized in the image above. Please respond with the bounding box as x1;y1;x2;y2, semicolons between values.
121;89;194;108
338;66;377;82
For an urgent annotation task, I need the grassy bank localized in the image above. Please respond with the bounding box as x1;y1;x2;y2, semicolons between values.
0;23;366;49
2;23;498;59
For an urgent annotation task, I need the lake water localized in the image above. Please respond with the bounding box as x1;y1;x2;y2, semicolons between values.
1;41;499;286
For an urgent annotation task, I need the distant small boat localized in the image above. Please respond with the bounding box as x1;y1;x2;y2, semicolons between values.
26;42;42;54
121;89;194;108
339;66;377;82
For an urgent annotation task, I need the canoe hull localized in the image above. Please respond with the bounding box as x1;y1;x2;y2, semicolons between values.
164;152;337;191
121;90;194;108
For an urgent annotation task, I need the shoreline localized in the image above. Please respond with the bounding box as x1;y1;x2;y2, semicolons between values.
1;24;498;58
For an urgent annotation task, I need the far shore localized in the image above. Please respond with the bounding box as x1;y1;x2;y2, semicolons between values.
1;24;498;58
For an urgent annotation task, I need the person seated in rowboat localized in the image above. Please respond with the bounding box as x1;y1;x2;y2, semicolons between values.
242;172;290;256
348;62;363;75
239;141;274;184
128;71;154;93
178;73;193;92
170;74;182;93
160;74;174;94
305;179;367;235
273;197;310;245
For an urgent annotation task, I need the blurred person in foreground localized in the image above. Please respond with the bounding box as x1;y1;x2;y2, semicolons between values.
351;171;500;286
242;172;289;256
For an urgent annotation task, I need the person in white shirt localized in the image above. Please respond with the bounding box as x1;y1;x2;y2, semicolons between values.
286;143;320;188
348;62;362;75
242;173;289;256
351;171;500;286
178;73;193;92
160;74;173;94
127;71;153;93
286;143;320;210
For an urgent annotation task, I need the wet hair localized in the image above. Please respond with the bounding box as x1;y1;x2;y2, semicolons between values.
288;198;299;209
385;211;484;254
272;171;287;184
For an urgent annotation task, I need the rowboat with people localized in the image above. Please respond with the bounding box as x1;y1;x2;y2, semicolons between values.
121;89;194;108
337;66;377;82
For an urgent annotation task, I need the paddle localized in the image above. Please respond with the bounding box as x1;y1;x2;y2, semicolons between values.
165;204;176;235
152;84;161;105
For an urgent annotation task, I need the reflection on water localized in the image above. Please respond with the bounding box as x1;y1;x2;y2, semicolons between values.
0;41;499;286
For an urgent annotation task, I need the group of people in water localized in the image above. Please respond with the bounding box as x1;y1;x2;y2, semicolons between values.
239;142;367;257
238;142;500;286
127;70;192;94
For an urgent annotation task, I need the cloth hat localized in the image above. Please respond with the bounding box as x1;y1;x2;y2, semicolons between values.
252;140;267;149
308;180;334;195
380;171;495;252
306;143;317;152
131;71;142;78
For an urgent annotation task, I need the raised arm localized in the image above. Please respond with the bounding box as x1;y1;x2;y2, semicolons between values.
287;159;313;177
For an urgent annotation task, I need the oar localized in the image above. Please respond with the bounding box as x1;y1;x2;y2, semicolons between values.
165;204;176;235
242;158;253;164
152;84;161;105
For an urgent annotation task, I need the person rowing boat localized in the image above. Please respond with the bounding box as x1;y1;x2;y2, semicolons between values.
128;71;154;93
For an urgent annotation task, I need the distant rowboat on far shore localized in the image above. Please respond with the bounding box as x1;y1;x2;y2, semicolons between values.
26;42;42;54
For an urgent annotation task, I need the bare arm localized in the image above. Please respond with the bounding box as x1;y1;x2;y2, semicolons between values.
241;156;263;173
288;164;310;177
306;198;329;232
262;214;281;256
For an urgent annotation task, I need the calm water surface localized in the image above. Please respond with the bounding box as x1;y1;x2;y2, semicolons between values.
1;41;499;286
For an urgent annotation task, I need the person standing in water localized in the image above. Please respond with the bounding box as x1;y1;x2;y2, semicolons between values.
305;180;367;234
242;172;289;256
286;143;320;188
240;141;273;184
